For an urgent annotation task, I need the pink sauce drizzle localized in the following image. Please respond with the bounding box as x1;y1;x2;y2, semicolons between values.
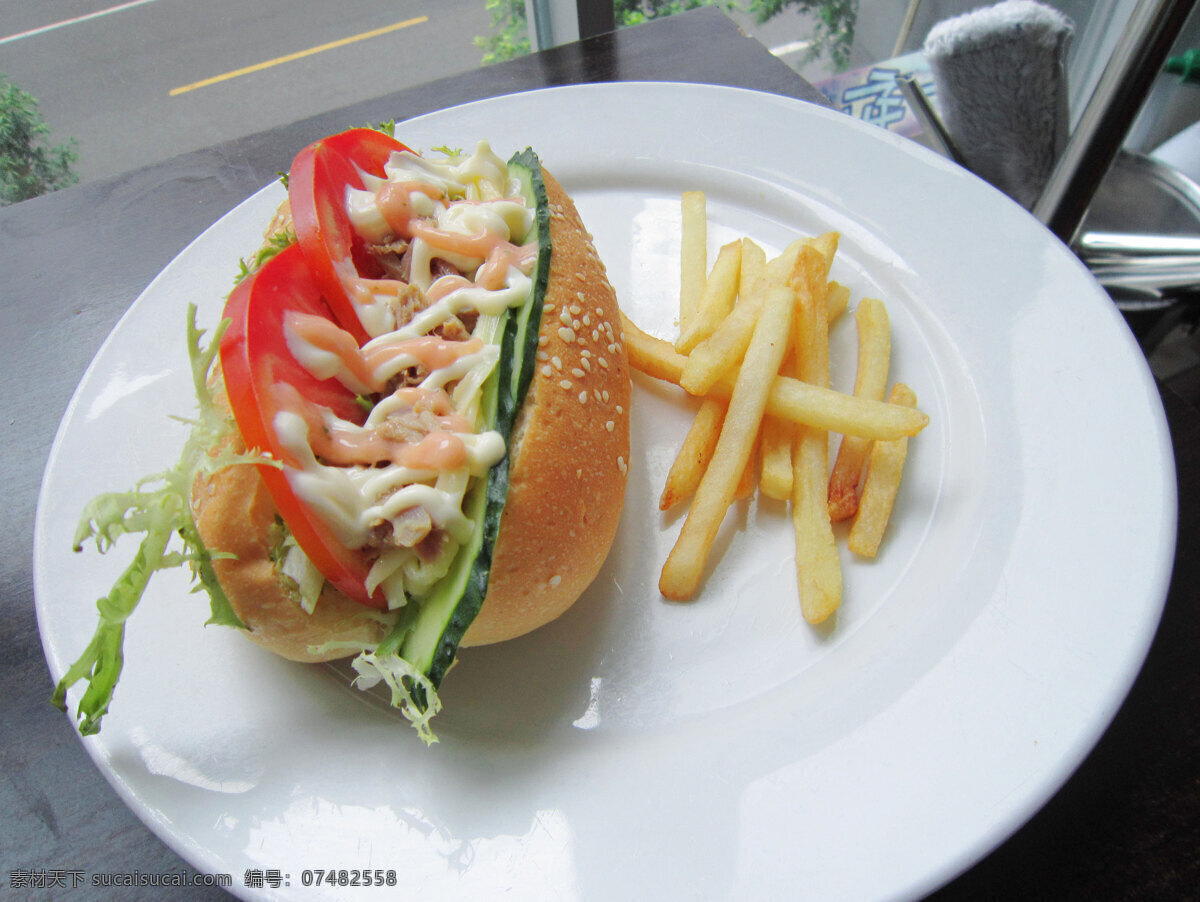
376;180;444;237
286;311;484;394
273;381;471;471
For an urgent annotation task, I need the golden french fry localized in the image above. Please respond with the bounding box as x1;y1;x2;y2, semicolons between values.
621;313;927;440
765;375;921;439
740;238;767;298
828;298;891;521
761;244;839;499
758;346;795;501
660;398;724;510
679;191;707;332
677;240;741;354
826;281;850;323
849;383;917;558
789;246;841;624
807;231;839;268
793;428;843;622
679;234;835;396
758;414;794;500
660;282;796;601
735;438;758;500
794;258;831;387
665;231;742;506
678;277;767;395
623;315;691;384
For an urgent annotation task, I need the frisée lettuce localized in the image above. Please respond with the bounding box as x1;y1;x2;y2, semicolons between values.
52;305;256;735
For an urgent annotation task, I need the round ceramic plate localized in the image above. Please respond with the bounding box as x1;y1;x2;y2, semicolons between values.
35;83;1177;901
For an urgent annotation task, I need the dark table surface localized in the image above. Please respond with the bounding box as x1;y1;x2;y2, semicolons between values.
2;7;1196;900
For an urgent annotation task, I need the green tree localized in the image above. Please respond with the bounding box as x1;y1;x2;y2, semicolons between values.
0;73;79;206
477;1;857;69
749;0;857;69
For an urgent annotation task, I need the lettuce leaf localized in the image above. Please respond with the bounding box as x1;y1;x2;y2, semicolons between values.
53;304;261;734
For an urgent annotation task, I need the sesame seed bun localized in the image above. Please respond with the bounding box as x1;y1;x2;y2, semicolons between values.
191;166;630;661
462;170;631;645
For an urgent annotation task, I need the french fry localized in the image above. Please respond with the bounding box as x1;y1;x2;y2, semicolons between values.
621;313;927;440
740;238;767;297
679;234;836;396
758;406;794;500
676;240;741;354
828;298;891;521
742;241;771;499
849;383;917;558
660;399;723;510
675;239;784;394
679;191;707;332
678;274;768;395
806;231;839;269
663;223;743;507
826;281;850;323
735;434;758;500
758;332;796;500
793;429;842;622
789;246;842;624
660;281;796;601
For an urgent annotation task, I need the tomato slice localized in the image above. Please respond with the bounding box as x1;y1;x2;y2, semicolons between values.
289;128;413;344
220;243;384;608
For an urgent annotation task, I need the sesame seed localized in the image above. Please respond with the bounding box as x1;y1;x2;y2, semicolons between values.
549;574;562;588
538;334;549;347
617;456;627;475
580;349;591;358
571;367;585;378
544;302;556;313
578;390;588;404
582;314;591;327
542;365;552;377
580;358;591;373
601;389;609;402
552;355;562;370
605;421;614;432
592;330;600;342
537;350;548;362
575;291;586;302
593;389;602;402
616;405;624;415
559;308;572;326
595;307;604;316
559;327;576;343
559;379;573;390
569;304;582;315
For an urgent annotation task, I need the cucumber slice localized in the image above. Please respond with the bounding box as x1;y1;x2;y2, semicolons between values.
395;149;551;699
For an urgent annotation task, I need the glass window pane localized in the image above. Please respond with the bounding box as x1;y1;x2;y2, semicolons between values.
0;1;499;197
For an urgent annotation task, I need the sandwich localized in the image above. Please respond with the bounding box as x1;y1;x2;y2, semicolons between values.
54;126;631;742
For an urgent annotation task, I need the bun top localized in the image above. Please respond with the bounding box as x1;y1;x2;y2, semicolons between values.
461;168;631;646
192;165;630;660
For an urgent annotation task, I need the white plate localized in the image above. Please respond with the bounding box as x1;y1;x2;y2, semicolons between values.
35;83;1177;901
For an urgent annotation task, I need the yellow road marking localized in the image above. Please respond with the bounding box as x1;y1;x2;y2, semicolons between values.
170;16;428;96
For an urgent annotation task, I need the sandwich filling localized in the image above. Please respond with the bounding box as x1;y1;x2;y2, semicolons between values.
274;143;540;613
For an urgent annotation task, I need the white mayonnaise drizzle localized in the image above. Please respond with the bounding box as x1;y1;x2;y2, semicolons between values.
276;142;537;610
